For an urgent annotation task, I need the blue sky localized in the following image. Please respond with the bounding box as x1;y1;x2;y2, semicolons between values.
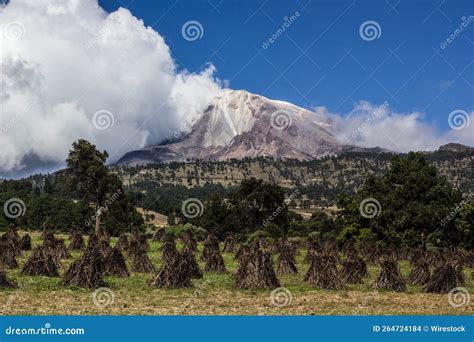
99;0;474;132
0;0;472;178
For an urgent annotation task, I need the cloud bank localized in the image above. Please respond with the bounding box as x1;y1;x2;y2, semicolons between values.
0;0;223;175
316;102;473;152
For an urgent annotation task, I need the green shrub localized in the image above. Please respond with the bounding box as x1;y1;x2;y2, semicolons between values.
246;229;270;244
264;223;285;239
164;223;207;240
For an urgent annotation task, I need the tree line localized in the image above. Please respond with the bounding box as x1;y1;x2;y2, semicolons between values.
0;140;472;249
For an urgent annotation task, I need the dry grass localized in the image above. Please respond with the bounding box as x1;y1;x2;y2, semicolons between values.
0;232;472;315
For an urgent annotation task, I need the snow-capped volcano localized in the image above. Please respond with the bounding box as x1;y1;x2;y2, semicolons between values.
117;90;352;165
201;90;258;147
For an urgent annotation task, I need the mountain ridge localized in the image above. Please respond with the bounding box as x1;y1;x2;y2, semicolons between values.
117;89;389;166
114;146;474;206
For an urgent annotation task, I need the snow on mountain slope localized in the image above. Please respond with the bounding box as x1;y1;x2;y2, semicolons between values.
117;89;348;166
203;90;257;147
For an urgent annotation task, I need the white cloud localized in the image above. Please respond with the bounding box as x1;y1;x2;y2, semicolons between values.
0;0;223;174
0;1;471;177
316;101;473;152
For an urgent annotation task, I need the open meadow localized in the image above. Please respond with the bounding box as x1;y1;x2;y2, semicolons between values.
0;231;472;316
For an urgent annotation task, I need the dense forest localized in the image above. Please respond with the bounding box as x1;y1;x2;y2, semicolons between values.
115;147;473;206
0;140;143;236
0;141;472;249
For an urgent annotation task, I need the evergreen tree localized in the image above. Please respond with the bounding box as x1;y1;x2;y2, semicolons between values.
167;212;176;226
337;153;461;247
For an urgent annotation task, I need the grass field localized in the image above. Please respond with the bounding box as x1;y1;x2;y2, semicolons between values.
0;232;472;315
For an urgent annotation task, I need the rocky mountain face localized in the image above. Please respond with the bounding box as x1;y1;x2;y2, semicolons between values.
117;90;369;166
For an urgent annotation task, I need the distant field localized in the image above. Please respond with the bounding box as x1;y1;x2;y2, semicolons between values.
0;232;472;315
291;206;340;219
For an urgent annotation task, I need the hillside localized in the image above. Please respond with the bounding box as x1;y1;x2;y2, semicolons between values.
114;147;473;205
